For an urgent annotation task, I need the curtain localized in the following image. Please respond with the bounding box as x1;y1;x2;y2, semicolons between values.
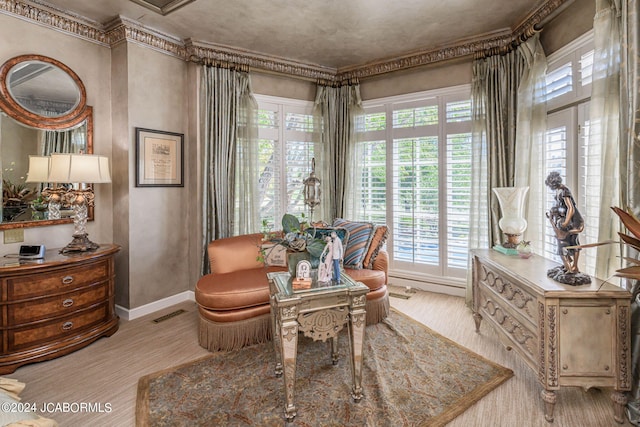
466;44;529;304
617;0;640;422
589;0;622;280
40;125;86;156
619;1;640;215
469;48;527;249
513;34;549;254
314;83;363;222
201;64;258;274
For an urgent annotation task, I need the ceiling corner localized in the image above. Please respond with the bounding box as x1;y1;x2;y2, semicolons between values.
128;0;197;16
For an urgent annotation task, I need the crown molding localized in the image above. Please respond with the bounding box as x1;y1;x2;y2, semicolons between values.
0;0;572;82
337;28;514;80
104;16;186;59
0;0;109;45
184;39;336;82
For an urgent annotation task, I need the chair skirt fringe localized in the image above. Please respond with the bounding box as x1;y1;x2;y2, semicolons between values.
198;313;272;352
366;291;390;325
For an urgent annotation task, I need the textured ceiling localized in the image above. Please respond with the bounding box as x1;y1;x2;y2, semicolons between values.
42;0;550;70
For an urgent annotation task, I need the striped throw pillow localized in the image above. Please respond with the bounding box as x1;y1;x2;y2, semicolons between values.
332;219;374;269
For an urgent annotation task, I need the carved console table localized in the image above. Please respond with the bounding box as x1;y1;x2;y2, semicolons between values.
471;249;631;423
0;244;120;373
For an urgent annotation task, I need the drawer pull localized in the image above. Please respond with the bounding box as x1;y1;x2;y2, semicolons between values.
62;298;74;308
62;321;73;331
62;276;74;285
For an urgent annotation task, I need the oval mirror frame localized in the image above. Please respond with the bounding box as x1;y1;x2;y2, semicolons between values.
0;55;94;231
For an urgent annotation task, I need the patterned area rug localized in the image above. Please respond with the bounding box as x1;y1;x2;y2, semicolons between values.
136;310;512;426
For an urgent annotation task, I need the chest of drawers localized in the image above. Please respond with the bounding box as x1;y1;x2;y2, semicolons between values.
0;244;120;373
471;249;631;423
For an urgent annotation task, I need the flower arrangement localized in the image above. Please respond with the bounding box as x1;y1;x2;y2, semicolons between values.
261;213;327;259
2;178;36;206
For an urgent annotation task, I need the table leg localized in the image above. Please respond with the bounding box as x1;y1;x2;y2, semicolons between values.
611;390;627;424
271;301;282;377
348;309;366;402
331;336;339;365
280;318;298;421
541;389;556;422
473;312;482;333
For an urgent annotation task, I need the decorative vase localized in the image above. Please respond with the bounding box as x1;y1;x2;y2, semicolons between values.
516;241;533;259
493;186;529;249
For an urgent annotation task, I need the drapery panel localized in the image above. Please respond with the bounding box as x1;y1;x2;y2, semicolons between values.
617;0;640;422
314;83;363;222
588;0;622;280
201;65;258;275
513;35;548;256
467;37;545;305
469;48;527;250
41;126;85;156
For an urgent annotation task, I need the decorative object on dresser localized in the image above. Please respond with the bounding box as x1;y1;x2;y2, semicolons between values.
492;186;529;255
27;153;112;253
471;249;631;423
0;244;120;374
544;171;590;285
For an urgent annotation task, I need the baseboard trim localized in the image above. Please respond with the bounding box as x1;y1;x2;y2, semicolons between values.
116;290;196;321
114;277;465;321
389;276;465;298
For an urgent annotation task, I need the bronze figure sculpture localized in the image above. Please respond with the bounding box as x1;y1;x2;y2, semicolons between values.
545;171;591;285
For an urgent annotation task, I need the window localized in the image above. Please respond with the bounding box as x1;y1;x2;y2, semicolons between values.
255;96;319;228
356;87;471;282
543;31;598;274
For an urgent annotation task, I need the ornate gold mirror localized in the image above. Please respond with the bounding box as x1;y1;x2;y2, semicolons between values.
0;54;93;230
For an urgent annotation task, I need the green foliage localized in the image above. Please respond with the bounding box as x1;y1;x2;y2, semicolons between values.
306;238;326;258
282;213;301;234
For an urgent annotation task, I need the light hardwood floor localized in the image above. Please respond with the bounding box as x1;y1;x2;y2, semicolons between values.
10;286;633;426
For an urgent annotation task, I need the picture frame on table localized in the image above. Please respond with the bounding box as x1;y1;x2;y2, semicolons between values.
135;127;184;187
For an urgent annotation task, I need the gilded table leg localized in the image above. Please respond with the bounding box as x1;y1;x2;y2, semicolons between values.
331;335;339;365
348;308;366;402
280;318;299;421
611;390;627;424
271;301;282;377
541;389;556;423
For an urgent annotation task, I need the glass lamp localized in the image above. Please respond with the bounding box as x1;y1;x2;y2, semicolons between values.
303;158;321;222
46;153;111;253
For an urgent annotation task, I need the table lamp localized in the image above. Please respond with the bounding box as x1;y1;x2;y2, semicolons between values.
29;153;111;253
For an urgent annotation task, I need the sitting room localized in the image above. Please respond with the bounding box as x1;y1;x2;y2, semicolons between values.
0;0;639;425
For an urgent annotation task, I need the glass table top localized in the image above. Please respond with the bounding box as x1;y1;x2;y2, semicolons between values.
269;270;360;298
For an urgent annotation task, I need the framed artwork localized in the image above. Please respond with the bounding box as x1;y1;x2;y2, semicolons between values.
135;128;184;187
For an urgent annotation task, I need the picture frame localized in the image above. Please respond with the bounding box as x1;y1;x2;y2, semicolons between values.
135;127;184;187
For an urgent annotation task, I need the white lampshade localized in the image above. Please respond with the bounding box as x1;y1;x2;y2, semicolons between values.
48;153;111;184
25;155;51;183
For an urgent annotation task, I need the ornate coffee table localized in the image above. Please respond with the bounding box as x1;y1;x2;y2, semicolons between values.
267;271;369;421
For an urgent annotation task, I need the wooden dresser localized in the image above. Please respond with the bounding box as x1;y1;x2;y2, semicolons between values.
0;244;120;373
470;249;631;423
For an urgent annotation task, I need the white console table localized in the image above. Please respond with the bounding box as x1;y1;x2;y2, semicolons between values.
471;249;631;423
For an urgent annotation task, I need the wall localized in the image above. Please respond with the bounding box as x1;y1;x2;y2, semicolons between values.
124;43;192;308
